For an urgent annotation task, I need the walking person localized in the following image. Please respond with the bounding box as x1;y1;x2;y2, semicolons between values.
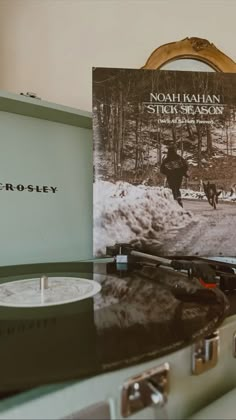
160;144;188;207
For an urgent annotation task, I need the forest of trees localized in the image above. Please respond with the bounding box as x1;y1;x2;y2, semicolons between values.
93;68;236;188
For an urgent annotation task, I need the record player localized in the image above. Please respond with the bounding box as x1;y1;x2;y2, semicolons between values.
0;246;235;420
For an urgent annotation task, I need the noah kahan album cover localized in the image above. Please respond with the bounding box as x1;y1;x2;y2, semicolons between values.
93;68;236;258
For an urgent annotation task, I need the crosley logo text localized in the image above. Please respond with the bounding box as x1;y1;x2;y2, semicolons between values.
0;183;58;193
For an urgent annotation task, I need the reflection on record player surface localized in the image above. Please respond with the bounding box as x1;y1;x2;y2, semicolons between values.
93;264;228;368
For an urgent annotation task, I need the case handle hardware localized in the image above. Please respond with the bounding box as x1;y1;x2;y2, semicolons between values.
121;362;169;417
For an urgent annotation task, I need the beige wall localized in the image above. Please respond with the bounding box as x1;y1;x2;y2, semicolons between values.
0;0;235;111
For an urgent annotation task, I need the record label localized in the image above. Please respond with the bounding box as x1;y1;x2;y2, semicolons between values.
0;277;101;308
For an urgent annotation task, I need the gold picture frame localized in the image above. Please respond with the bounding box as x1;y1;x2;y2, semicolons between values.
142;37;236;72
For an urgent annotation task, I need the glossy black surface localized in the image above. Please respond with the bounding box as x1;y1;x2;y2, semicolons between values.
0;260;229;392
93;262;229;368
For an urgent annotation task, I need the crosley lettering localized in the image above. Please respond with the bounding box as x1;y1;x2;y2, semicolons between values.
0;183;58;193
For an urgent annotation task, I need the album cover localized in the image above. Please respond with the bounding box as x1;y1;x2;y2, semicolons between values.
93;68;236;257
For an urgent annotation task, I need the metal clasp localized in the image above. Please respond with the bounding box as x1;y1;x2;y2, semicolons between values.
192;330;219;375
121;362;169;418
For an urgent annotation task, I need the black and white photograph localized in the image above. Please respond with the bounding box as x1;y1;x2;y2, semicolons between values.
93;68;236;257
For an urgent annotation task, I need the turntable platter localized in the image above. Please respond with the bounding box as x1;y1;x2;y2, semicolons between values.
0;277;101;308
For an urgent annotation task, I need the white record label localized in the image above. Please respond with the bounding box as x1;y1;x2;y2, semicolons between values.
0;277;101;308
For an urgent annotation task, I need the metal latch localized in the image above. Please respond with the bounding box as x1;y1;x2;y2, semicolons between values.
192;330;219;375
121;362;169;418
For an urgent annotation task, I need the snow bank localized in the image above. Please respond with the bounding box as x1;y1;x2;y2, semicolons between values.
181;189;206;200
93;181;195;256
181;188;236;202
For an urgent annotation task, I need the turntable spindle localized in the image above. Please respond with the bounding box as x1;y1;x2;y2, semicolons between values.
40;275;49;291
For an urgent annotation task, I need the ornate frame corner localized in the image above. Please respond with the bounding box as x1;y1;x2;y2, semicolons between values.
142;37;236;72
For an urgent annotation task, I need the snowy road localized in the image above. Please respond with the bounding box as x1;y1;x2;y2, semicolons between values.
159;199;236;257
